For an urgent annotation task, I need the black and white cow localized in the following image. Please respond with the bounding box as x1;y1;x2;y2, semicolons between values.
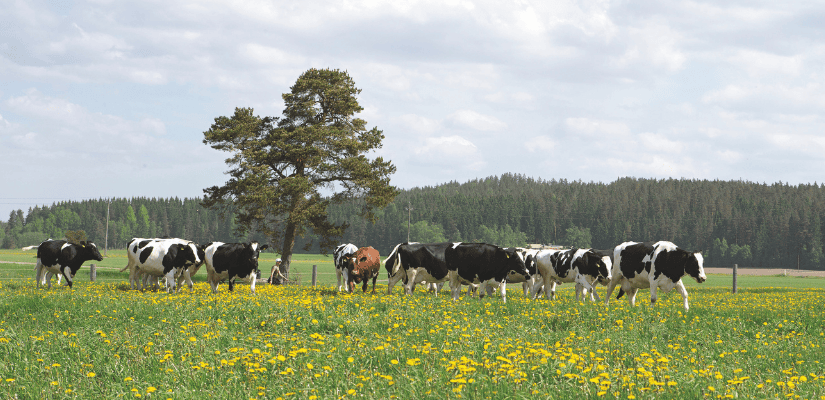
34;240;103;288
445;243;529;303
204;242;269;294
334;243;358;292
384;242;451;295
135;238;200;292
121;238;201;291
605;241;706;311
531;248;612;301
507;247;541;297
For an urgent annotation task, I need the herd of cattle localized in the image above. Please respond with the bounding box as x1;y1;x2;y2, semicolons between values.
30;237;707;310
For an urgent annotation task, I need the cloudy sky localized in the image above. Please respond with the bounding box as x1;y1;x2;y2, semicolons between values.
2;0;824;218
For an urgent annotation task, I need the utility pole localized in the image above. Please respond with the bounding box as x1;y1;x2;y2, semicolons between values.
406;201;413;242
104;198;111;256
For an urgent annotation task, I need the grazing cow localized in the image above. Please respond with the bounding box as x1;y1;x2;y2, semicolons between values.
133;239;200;292
34;240;103;288
384;242;451;295
334;243;358;292
605;241;706;311
204;242;269;294
445;243;529;303
344;246;381;293
531;248;612;301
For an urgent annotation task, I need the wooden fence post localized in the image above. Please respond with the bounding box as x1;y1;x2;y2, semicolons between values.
312;265;317;288
732;263;737;294
90;264;97;282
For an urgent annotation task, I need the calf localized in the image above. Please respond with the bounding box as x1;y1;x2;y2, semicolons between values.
34;240;103;288
204;242;269;294
384;242;451;295
333;243;358;292
605;241;706;311
344;246;381;293
445;243;529;303
532;248;611;301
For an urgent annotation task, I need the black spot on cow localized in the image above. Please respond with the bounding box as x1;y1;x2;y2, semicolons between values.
139;247;153;264
618;242;655;278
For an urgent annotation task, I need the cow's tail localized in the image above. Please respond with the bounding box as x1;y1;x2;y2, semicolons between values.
384;243;403;277
120;265;129;272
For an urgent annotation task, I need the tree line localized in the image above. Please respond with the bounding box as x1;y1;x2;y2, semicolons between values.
3;173;824;270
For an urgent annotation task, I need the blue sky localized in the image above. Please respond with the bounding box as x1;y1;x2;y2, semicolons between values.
2;0;825;218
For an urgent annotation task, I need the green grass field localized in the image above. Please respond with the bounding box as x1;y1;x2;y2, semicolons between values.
0;249;824;399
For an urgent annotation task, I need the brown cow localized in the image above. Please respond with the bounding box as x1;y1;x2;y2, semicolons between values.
345;246;381;293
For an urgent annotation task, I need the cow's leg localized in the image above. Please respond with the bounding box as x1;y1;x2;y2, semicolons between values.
624;282;639;307
541;273;554;300
182;269;194;292
336;268;343;292
449;272;462;301
371;275;377;294
35;261;44;288
575;283;583;302
675;280;690;311
62;265;73;288
529;279;543;300
207;271;219;293
604;276;621;307
403;270;418;296
649;278;658;306
250;274;257;294
343;270;351;293
228;278;235;292
498;281;507;303
164;271;176;293
588;277;601;302
128;265;138;290
522;282;531;297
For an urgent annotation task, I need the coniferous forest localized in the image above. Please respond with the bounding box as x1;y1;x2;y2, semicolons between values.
3;173;823;270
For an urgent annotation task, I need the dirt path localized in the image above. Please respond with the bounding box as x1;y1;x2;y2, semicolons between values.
705;267;825;277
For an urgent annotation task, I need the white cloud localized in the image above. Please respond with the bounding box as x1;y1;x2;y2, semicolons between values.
565;117;631;138
446;110;507;131
242;43;305;65
525;136;555;153
399;114;441;135
637;132;682;154
412;135;485;170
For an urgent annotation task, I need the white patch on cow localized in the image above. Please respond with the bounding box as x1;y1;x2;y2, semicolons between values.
404;267;448;296
451;242;462;249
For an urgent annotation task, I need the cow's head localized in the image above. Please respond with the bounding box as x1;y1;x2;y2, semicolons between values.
174;242;199;267
190;243;209;274
80;241;104;262
502;247;529;277
685;251;706;283
244;242;269;268
588;252;612;284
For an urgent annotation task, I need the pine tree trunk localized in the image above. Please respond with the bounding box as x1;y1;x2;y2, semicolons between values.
277;219;298;284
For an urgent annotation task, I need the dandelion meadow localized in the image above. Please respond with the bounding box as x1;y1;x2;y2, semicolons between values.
1;255;824;399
